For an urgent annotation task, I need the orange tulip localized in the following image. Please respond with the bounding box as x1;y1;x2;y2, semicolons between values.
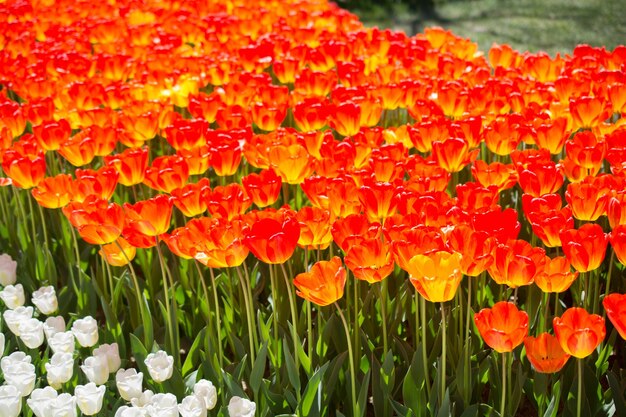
208;131;244;176
518;161;564;197
524;333;571;373
553;307;606;358
63;196;125;245
331;213;382;253
471;160;518;193
534;256;579;293
293;97;329;132
565;176;611;221
143;155;190;194
163;119;207;151
406;251;463;303
269;143;313;185
471;207;521;244
603;293;626;340
534;117;569;155
607;193;626;229
329;101;361;137
72;167;119;202
178;145;211;176
488;239;546;288
560;223;608;272
528;207;574;248
1;146;46;189
392;226;445;272
243;214;300;264
242;169;282;208
296;207;333;250
31;174;74;209
474;301;529;353
104;147;149;187
32;119;71;151
610;224;626;266
99;237;136;267
445;225;495;276
358;180;399;223
569;96;610;130
293;257;346;306
565;131;606;172
123;194;173;237
344;238;394;284
455;182;499;214
206;183;252;220
431;137;479;173
58;131;97;167
171;178;210;218
191;217;249;268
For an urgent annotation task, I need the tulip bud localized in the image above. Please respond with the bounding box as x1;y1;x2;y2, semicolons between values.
0;254;17;286
94;342;121;373
193;379;217;410
179;395;207;417
0;284;25;309
81;355;110;385
0;385;22;417
18;318;45;349
45;352;75;389
3;306;34;336
228;397;256;417
144;350;174;382
31;286;58;315
71;316;99;347
75;383;106;416
43;316;66;340
115;368;144;401
27;387;58;417
48;331;75;354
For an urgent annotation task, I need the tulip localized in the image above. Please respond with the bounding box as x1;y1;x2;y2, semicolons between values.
179;395;208;417
193;379;218;410
0;284;25;309
48;331;76;354
130;390;154;408
406;251;464;303
63;196;125;245
75;383;106;416
27;387;58;417
474;301;529;353
94;343;121;373
242;169;282;208
47;393;77;417
45;352;75;389
123;194;173;237
553;307;605;358
488;239;546;288
116;368;144;401
0;385;22;417
43;316;66;340
603;293;626;340
293;257;346;306
144;350;174;383
81;355;110;385
243;215;300;264
31;286;58;315
560;224;608;273
228;396;256;417
3;306;34;336
0;253;17;286
1;352;31;373
18;318;45;349
344;238;395;284
3;360;36;396
71;316;99;347
0;333;4;358
146;393;178;417
534;256;579;293
524;333;571;373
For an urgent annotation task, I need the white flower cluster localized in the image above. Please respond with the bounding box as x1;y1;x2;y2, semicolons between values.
0;253;256;417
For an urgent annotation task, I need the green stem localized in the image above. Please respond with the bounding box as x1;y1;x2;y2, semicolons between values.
280;262;301;403
440;302;447;407
464;277;472;402
421;296;431;398
542;292;550;333
208;267;225;373
352;271;360;368
381;279;389;356
577;359;583;417
269;264;280;352
242;264;259;353
335;302;358;417
155;238;175;357
604;250;616;319
501;353;507;417
235;266;256;364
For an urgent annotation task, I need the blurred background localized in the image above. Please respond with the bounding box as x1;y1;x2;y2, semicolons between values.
339;0;625;56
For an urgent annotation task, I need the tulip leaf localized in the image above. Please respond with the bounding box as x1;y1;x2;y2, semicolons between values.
221;366;247;398
282;338;301;393
543;380;561;417
250;341;268;396
298;362;329;417
607;371;626;416
436;388;450;417
458;404;498;417
357;369;371;417
182;326;207;377
403;349;427;417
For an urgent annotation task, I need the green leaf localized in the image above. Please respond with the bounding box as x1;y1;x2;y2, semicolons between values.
298;363;329;417
357;369;371;417
250;342;268;396
182;327;207;377
282;338;301;393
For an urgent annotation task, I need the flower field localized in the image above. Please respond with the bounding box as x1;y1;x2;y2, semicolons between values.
1;0;626;416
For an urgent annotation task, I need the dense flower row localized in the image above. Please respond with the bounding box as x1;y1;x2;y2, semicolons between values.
1;0;626;415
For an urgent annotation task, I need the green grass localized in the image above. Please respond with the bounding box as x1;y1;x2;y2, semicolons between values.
354;0;626;56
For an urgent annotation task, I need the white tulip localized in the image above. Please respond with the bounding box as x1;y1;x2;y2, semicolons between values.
0;253;17;286
81;355;110;385
3;306;34;336
0;333;4;358
130;390;154;408
94;342;121;373
75;383;106;416
193;379;217;410
19;317;45;349
48;392;77;417
1;351;31;373
179;395;207;417
116;368;144;401
144;350;174;382
32;285;58;315
147;393;179;417
27;386;58;417
116;406;149;417
48;331;75;354
3;361;36;396
0;384;22;417
0;284;25;309
71;316;99;347
228;396;256;417
45;352;75;389
43;316;66;340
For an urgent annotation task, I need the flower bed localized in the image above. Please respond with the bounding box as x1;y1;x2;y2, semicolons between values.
0;0;626;416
